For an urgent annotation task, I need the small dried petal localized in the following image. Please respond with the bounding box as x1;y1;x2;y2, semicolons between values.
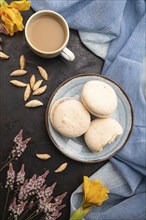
10;69;27;76
0;51;9;59
10;80;27;87
0;45;2;51
25;100;43;108
0;36;2;42
24;84;31;101
30;74;36;89
33;85;47;95
33;80;43;91
36;154;51;160
55;163;68;173
20;55;26;70
37;66;48;81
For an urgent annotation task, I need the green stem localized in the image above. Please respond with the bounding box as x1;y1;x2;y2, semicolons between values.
0;158;13;173
7;216;13;220
0;163;9;173
25;210;37;220
19;200;38;220
6;145;17;163
0;144;17;174
69;205;92;220
5;154;11;164
5;192;18;220
4;191;17;220
9;192;16;205
2;188;10;220
26;211;41;220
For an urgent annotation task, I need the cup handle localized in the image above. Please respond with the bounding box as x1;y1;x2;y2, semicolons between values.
61;47;75;61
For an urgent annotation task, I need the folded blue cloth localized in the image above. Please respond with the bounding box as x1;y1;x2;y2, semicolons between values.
31;0;146;219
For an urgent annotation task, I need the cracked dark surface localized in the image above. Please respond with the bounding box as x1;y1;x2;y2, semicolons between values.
0;6;106;220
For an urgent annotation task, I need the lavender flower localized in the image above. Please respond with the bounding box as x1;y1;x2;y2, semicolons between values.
38;189;67;220
2;130;67;220
9;197;28;220
11;138;31;160
13;129;23;144
18;174;37;201
44;203;64;220
5;163;15;190
27;200;34;209
18;170;49;201
45;215;61;220
16;164;25;187
0;130;31;174
54;192;67;205
35;171;49;192
10;129;31;160
50;211;62;219
37;182;56;199
9;197;17;218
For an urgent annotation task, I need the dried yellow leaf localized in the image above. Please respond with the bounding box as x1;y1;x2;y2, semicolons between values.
10;80;27;87
24;84;31;101
20;54;26;70
33;80;43;91
36;154;51;160
10;69;27;76
0;1;30;36
55;163;68;173
33;85;47;95
37;66;48;81
10;1;31;11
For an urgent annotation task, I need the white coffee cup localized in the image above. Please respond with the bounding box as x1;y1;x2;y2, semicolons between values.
25;10;75;61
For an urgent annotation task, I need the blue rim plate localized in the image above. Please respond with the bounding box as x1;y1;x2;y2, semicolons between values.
45;74;133;163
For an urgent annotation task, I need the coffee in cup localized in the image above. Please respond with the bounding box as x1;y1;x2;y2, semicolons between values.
25;10;75;61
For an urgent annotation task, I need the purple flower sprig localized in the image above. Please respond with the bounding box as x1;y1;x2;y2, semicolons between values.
16;164;25;187
0;129;31;173
18;170;49;202
5;163;15;190
1;130;67;220
9;197;28;219
12;129;31;160
2;163;26;220
7;165;67;220
37;184;67;220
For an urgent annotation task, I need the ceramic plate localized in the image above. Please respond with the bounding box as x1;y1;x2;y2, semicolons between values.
45;74;133;163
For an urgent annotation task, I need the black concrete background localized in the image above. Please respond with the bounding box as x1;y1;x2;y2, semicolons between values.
0;5;107;220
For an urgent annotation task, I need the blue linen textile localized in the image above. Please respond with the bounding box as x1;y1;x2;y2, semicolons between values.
31;1;146;219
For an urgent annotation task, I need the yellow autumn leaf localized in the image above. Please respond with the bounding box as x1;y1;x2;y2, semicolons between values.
0;0;30;36
83;176;109;207
10;0;30;11
1;14;14;35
